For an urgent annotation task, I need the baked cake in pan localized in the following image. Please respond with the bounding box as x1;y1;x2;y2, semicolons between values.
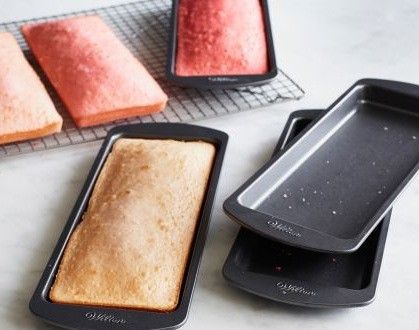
49;138;215;311
175;0;268;76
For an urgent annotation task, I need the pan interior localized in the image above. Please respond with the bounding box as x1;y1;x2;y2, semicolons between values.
234;222;382;290
239;87;419;239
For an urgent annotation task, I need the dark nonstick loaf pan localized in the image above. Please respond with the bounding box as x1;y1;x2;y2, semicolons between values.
166;0;278;89
29;123;228;330
223;110;391;307
224;79;419;253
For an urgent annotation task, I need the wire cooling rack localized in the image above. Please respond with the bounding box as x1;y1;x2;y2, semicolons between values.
0;0;305;157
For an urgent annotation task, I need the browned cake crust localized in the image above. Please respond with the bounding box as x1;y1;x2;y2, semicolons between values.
49;138;215;311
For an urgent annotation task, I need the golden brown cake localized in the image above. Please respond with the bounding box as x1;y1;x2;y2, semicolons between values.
49;138;215;311
0;32;62;145
22;16;167;128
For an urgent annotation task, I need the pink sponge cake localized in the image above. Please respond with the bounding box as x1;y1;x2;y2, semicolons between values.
176;0;269;76
0;32;62;145
22;16;168;128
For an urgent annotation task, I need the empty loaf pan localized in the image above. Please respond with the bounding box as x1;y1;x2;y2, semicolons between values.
29;123;228;330
224;79;419;253
223;110;391;307
166;0;278;89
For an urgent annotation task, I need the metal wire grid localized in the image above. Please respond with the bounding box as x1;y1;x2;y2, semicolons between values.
0;0;305;157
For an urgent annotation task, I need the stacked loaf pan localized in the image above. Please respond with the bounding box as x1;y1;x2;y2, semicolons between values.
223;79;419;307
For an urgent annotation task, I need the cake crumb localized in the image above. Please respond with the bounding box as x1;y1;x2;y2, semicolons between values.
283;193;288;198
383;126;388;131
332;210;337;215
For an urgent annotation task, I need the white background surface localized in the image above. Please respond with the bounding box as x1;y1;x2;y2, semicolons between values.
1;0;419;329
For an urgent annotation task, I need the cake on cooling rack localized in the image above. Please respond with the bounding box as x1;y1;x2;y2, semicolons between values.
49;138;215;311
176;0;268;76
22;16;167;128
0;32;62;145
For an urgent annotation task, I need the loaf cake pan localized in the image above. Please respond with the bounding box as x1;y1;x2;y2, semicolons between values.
223;110;391;307
29;123;228;330
224;79;419;253
166;0;278;89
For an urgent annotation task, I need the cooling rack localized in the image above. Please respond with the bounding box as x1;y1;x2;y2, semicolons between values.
0;0;305;157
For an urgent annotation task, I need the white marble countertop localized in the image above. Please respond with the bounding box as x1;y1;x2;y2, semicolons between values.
1;0;419;329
